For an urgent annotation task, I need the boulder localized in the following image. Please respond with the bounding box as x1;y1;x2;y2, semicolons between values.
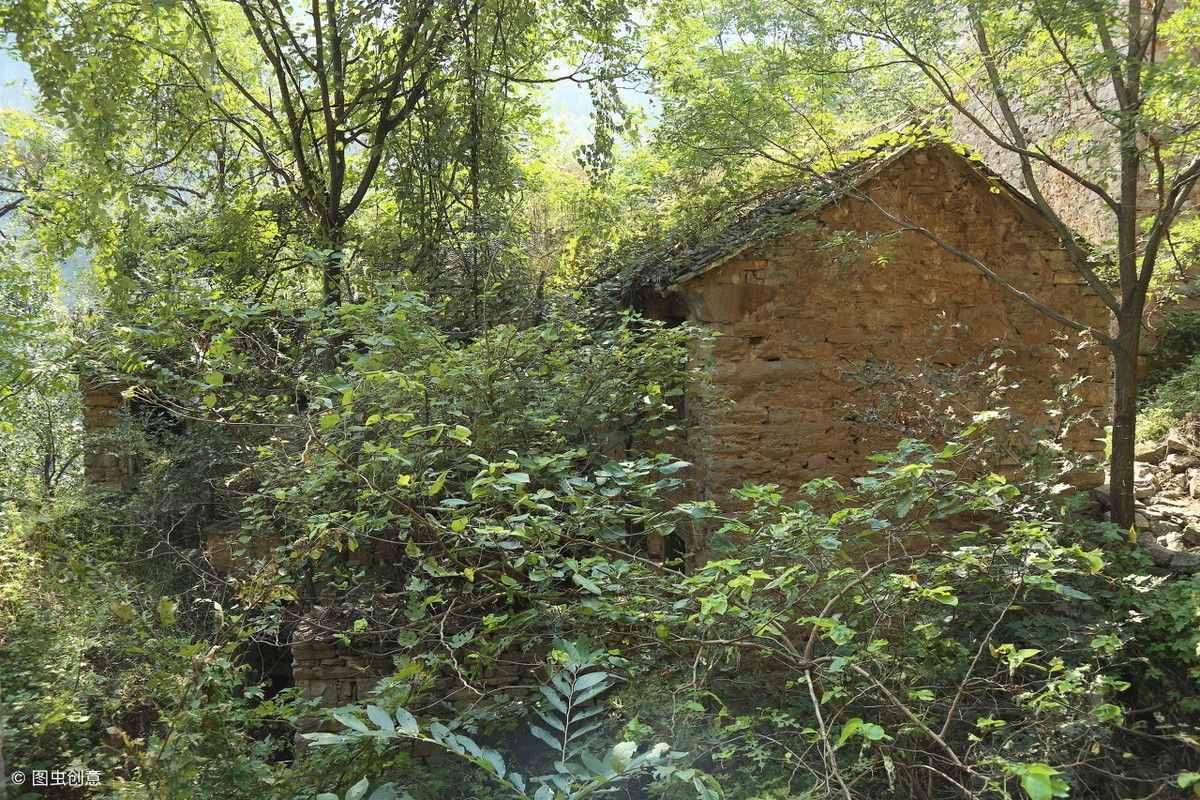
1137;439;1168;464
1165;453;1199;473
1167;431;1194;452
1152;517;1182;538
1157;528;1187;551
1160;473;1189;497
1134;461;1159;482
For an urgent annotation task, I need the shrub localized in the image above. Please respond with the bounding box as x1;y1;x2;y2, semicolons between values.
1138;349;1200;439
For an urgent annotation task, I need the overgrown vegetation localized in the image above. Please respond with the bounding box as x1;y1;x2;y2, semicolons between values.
4;0;1200;797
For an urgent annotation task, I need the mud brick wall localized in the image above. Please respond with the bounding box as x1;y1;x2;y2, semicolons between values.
667;147;1110;501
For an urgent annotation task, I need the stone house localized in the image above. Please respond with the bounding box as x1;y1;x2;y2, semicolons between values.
77;138;1113;729
633;140;1110;501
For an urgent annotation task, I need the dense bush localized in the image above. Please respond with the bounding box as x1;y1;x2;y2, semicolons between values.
1139;311;1200;440
5;293;1200;800
287;425;1200;800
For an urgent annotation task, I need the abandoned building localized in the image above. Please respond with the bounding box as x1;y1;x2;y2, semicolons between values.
630;139;1110;500
78;138;1113;723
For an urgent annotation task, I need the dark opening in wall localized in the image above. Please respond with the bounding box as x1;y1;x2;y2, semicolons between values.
244;639;295;699
128;396;186;440
634;287;689;327
242;636;297;762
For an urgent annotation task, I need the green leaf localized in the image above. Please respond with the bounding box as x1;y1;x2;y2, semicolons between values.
572;671;608;693
346;778;370;800
394;708;418;735
502;471;530;484
480;747;506;778
860;722;885;740
529;724;561;752
609;741;638;771
368;785;399;800
567;719;603;742
303;732;348;747
156;597;178;627
319;412;341;430
572;573;602;595
366;705;395;733
536;709;565;732
203;371;224;387
836;718;862;748
1018;764;1069;800
333;710;369;733
539;685;569;715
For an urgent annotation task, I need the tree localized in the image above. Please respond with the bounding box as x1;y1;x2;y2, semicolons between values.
824;0;1200;546
647;0;1200;545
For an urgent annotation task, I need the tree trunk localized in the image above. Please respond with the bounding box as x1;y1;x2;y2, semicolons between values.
1109;321;1141;528
320;220;345;307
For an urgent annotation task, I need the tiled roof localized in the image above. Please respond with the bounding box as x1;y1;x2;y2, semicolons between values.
666;142;916;285
589;129;1068;304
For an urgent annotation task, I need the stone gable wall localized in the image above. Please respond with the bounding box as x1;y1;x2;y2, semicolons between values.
672;148;1110;500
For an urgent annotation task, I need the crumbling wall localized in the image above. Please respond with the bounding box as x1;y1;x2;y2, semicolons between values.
673;147;1109;501
80;376;133;491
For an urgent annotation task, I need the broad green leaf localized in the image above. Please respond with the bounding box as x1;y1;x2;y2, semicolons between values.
368;785;399;800
529;724;561;752
156;597;178;627
366;705;394;733
480;747;505;778
609;741;638;771
572;573;602;595
394;708;419;735
572;671;608;693
346;778;369;800
540;685;569;714
333;710;369;733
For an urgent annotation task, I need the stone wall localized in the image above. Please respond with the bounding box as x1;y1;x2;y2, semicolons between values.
668;146;1110;501
292;621;392;714
80;376;133;491
951;58;1198;370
